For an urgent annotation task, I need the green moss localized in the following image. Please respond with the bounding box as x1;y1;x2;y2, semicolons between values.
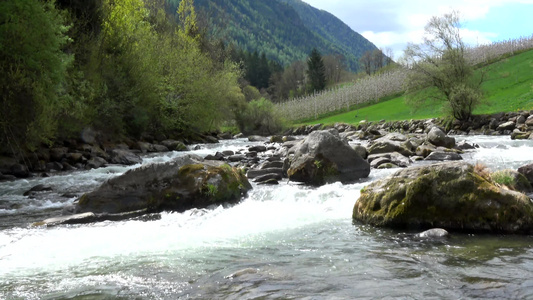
178;164;205;178
354;163;533;233
492;170;515;187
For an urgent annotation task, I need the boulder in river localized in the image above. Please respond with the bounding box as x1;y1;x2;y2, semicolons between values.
427;127;455;148
287;130;370;185
76;155;252;214
353;161;533;234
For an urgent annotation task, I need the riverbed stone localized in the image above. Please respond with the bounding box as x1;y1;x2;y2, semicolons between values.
497;121;516;131
425;151;463;161
109;149;142;165
367;134;414;157
427;127;455;148
247;168;283;179
76;155;252;214
518;163;533;186
85;157;107;169
353;161;533;234
418;228;449;238
287;130;370;185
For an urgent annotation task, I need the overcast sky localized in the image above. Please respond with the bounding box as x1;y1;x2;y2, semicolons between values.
302;0;533;60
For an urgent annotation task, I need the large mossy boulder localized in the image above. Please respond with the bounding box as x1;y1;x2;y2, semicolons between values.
287;130;370;185
353;162;533;234
76;155;252;214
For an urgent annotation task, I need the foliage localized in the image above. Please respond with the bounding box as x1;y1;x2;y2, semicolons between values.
297;49;533;125
169;0;378;72
236;98;284;135
307;48;326;93
491;170;516;188
403;11;484;121
0;0;73;152
359;48;392;75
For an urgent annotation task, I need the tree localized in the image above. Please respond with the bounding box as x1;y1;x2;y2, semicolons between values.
177;0;199;39
0;0;72;152
359;51;373;75
307;48;326;92
404;11;483;121
371;48;384;72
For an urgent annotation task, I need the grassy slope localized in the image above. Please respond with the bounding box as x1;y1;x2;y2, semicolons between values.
300;50;533;125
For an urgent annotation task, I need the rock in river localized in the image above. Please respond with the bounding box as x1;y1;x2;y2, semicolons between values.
287;130;370;185
353;161;533;234
76;155;252;214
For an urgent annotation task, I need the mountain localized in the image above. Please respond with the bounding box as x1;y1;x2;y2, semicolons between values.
279;0;377;71
169;0;379;72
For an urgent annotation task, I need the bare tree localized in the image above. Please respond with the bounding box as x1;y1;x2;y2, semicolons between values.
371;48;384;71
359;51;373;75
403;11;484;121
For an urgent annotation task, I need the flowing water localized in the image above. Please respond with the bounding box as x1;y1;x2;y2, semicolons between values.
1;136;533;299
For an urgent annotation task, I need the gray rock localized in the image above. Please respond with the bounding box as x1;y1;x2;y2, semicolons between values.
418;228;449;238
46;162;63;172
416;145;436;158
367;134;414;157
249;145;267;152
33;210;150;227
456;141;477;150
50;147;68;162
161;140;188;151
109;149;142;165
352;144;368;159
85;157;107;169
23;184;53;196
353;161;533;234
247;168;283;179
287;130;370;185
228;155;246;162
253;173;283;183
248;135;268;142
427;127;455;148
76;155;252;214
222;150;235;156
526;116;533;127
260;161;284;169
370;157;391;168
152;144;169;152
518;163;533;186
10;163;30;178
377;163;399;169
425;151;462;161
497;121;516;131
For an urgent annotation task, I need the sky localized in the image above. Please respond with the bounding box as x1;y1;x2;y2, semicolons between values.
302;0;533;60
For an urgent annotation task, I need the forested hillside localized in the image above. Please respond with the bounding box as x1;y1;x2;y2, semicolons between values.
168;0;379;71
280;0;377;71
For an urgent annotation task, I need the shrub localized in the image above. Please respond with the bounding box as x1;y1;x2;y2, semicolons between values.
491;170;516;187
236;98;285;135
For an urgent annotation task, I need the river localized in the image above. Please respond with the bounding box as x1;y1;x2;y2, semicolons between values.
1;136;533;299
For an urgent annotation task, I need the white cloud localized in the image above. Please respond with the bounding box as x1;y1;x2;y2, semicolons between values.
302;0;533;59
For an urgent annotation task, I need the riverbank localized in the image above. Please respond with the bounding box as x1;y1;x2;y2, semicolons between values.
1;110;531;181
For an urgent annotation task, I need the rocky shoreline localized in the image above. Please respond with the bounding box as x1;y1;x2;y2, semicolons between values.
1;110;532;181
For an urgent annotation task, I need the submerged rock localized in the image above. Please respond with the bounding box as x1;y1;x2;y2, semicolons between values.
33;210;151;227
417;228;449;238
353;161;533;234
287;130;370;186
76;155;252;214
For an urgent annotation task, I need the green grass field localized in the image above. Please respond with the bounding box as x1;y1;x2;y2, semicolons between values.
299;50;533;125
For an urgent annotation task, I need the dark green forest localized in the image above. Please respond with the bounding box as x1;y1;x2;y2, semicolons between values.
168;0;379;72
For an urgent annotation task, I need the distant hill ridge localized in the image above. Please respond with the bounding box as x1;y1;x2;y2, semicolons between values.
172;0;379;71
